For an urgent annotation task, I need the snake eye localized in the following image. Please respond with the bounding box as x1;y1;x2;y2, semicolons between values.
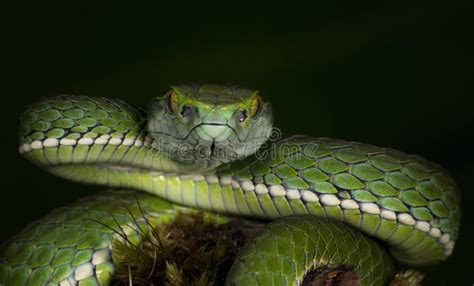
250;95;263;118
181;105;193;118
166;90;179;115
236;109;248;123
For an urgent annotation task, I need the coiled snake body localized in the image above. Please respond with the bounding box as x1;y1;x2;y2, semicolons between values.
0;85;461;285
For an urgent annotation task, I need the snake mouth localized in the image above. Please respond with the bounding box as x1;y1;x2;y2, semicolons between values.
185;123;245;162
148;123;243;165
150;123;241;143
183;123;239;142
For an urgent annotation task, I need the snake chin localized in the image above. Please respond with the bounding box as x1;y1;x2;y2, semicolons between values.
154;135;253;168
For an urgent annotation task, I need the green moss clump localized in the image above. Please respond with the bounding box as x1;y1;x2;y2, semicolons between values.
110;211;423;285
111;212;264;285
389;269;424;286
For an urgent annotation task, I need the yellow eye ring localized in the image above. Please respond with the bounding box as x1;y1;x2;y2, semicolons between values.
250;95;263;118
166;90;179;114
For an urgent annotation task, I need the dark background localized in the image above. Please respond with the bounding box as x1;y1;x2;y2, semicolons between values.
3;1;473;284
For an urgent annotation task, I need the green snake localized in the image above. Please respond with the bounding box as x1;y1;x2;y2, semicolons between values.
0;84;461;285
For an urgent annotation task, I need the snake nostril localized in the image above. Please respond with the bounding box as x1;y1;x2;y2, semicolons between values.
181;105;193;118
236;109;248;123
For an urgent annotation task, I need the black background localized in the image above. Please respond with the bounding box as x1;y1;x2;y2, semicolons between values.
2;1;473;284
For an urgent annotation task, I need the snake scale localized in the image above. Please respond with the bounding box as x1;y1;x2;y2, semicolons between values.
0;84;461;285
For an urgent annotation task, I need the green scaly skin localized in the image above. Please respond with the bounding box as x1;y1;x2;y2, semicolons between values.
1;86;461;285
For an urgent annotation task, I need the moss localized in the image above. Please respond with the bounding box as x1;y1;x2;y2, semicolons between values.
302;265;358;286
389;269;424;286
111;212;264;285
110;211;424;285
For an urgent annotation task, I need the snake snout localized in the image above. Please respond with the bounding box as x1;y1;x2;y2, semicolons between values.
195;124;235;142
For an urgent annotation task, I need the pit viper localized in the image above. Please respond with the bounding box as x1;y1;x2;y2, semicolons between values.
0;84;461;285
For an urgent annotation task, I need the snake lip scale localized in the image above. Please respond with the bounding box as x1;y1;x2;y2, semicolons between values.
2;84;461;285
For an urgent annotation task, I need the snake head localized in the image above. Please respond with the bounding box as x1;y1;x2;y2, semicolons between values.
147;84;273;168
